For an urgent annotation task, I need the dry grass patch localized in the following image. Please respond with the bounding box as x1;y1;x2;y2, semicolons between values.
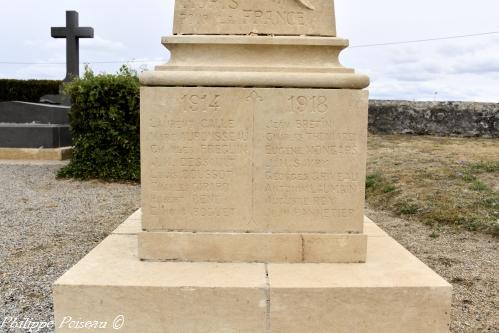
367;135;499;235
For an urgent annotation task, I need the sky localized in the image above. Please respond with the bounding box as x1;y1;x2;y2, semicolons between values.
1;0;499;102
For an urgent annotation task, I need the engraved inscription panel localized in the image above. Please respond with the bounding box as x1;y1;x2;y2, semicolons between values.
253;89;368;233
173;0;336;36
141;87;253;231
141;87;368;233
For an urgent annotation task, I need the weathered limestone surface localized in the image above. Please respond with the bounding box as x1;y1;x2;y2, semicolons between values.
141;35;369;89
140;87;368;262
139;231;368;263
53;213;452;333
173;0;336;36
141;88;368;234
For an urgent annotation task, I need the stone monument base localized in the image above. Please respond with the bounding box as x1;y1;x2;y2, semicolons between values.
53;210;451;333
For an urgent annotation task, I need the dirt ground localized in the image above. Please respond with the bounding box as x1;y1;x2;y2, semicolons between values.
366;135;498;332
366;135;499;234
367;207;498;333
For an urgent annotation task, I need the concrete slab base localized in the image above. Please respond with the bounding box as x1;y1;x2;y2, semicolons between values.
53;211;452;333
0;147;72;161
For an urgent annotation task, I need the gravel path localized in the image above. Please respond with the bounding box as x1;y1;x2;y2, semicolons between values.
0;162;140;332
0;163;496;333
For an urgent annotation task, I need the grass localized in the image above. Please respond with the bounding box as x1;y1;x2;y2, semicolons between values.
366;172;397;194
367;135;499;235
469;180;488;192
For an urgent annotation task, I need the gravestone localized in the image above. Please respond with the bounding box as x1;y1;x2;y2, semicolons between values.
0;11;93;157
0;100;71;154
0;102;71;149
53;1;452;332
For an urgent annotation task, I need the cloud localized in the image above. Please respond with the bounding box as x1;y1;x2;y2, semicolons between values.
22;35;126;61
345;32;499;102
3;0;499;101
24;39;63;51
82;36;126;53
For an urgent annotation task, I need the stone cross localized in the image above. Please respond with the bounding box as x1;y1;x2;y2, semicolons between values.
51;11;94;82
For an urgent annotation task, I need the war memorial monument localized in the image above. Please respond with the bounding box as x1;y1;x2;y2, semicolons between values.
53;1;452;332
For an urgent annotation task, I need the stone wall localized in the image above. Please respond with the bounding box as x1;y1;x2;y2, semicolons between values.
369;100;499;138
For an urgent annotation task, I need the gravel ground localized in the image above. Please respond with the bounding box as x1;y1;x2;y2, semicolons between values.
0;162;140;333
0;162;497;333
367;207;498;333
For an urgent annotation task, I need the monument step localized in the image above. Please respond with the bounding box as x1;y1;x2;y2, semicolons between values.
53;212;452;333
0;123;72;148
0;101;69;124
138;231;367;263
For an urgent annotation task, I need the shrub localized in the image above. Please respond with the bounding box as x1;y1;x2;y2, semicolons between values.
0;79;61;102
58;66;140;181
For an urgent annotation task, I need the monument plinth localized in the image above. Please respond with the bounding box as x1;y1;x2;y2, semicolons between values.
139;86;369;263
54;1;452;332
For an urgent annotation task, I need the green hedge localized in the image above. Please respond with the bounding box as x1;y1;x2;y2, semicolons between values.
0;79;61;102
58;66;140;181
